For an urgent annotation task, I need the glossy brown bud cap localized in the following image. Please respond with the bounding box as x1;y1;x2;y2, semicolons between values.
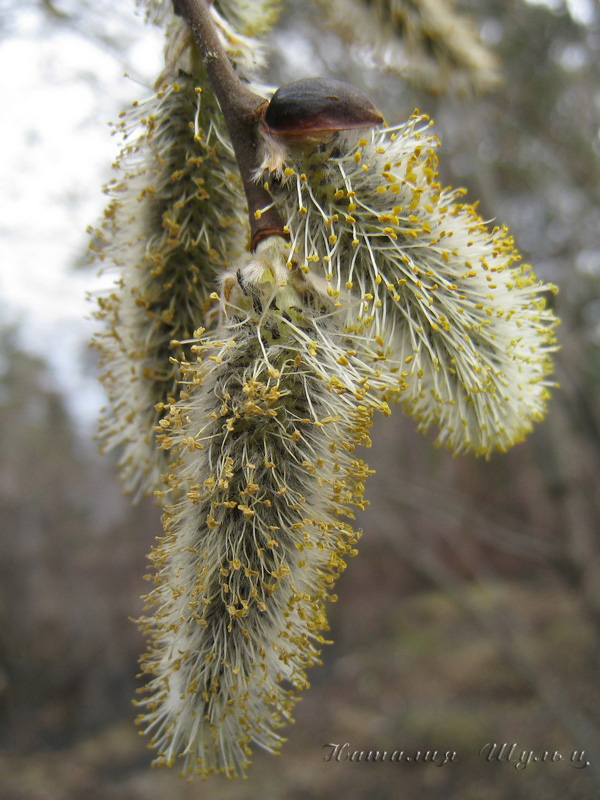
263;78;383;137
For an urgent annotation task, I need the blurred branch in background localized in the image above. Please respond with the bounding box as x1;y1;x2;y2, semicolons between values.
1;0;600;798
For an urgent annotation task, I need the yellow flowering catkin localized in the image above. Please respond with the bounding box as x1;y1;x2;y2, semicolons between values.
136;237;392;777
263;114;559;455
138;0;281;37
314;0;500;94
91;72;247;497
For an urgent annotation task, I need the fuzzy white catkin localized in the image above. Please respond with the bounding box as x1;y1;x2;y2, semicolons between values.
156;5;270;86
261;114;558;455
137;237;393;777
137;0;281;37
92;0;281;498
212;0;281;36
313;0;500;95
91;71;247;498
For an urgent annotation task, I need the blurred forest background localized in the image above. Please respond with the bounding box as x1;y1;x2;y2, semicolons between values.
1;0;600;798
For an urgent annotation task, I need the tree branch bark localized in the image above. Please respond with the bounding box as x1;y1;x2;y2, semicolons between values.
174;0;287;251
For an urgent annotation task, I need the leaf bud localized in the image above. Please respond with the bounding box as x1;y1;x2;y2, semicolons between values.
263;77;383;137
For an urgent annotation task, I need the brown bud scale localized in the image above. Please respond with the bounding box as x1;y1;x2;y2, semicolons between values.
263;78;383;136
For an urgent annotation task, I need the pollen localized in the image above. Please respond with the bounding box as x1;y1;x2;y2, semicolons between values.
265;112;558;459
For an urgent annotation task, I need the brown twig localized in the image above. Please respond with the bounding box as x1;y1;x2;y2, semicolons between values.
173;0;287;251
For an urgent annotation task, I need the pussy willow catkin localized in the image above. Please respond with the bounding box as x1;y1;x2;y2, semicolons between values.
261;113;559;455
313;0;500;94
92;72;247;498
136;237;393;777
138;0;281;36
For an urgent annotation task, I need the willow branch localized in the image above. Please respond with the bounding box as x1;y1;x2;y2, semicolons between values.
173;0;287;251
